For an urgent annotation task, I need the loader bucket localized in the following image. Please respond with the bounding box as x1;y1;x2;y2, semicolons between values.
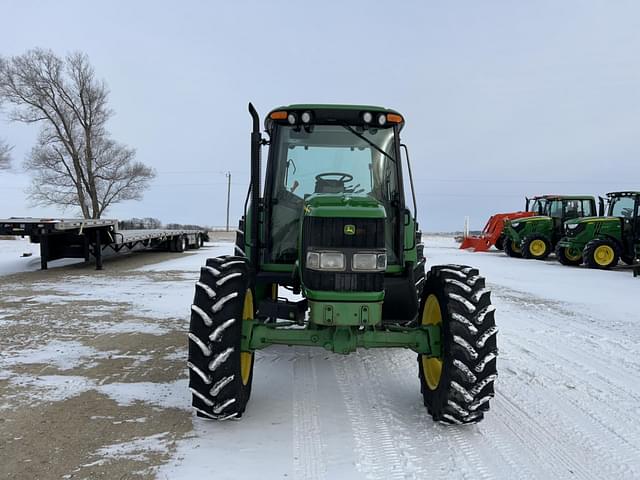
459;236;492;252
460;211;535;252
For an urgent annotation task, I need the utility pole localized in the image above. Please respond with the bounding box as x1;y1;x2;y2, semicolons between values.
225;171;231;232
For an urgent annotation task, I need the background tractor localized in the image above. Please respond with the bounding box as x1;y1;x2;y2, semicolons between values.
459;196;546;252
556;191;640;268
187;104;498;424
502;195;597;260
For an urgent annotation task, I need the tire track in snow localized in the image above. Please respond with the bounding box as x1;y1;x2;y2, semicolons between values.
503;333;640;477
292;351;327;480
492;391;595;480
367;348;542;480
360;349;492;480
332;354;412;479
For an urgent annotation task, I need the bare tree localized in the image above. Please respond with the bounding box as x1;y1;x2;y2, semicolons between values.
0;138;11;170
0;49;155;218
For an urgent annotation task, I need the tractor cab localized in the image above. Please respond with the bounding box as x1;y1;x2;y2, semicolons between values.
264;107;403;266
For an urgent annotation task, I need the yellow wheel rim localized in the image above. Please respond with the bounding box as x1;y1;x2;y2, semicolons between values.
512;241;521;253
421;294;443;390
240;289;254;385
594;245;615;266
529;239;547;257
565;248;582;261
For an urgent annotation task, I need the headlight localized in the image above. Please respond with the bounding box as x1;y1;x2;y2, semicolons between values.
287;113;297;125
301;111;312;123
511;222;520;228
566;223;579;230
353;253;387;271
306;251;320;269
377;113;387;126
307;251;347;271
362;111;373;123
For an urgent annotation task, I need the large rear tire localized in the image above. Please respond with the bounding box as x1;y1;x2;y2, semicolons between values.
188;256;255;420
521;234;552;260
418;265;498;424
583;239;619;269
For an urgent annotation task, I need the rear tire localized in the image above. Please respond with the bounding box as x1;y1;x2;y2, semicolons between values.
555;243;583;266
504;239;522;258
188;256;255;419
418;265;498;424
521;234;551;260
583;239;619;269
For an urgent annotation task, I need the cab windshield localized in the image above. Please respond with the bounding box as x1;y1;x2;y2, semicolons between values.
529;198;548;214
268;125;399;263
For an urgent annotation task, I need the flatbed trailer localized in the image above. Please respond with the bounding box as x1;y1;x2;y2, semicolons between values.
0;218;208;270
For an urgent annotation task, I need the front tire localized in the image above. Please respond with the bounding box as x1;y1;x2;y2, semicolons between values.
555;243;583;266
188;256;255;419
521;234;551;260
418;265;498;424
494;235;505;251
583;239;619;269
504;239;522;258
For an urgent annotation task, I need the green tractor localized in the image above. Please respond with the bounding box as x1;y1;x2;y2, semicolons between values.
503;195;597;260
556;191;640;268
187;104;498;424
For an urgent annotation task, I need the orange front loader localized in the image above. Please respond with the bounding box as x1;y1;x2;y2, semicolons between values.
460;211;536;252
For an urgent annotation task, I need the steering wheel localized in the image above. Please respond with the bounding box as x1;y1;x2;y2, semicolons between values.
315;172;354;183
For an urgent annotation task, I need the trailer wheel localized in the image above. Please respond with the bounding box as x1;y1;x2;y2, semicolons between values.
521;234;551;260
188;256;254;420
418;265;498;425
584;239;619;269
504;239;522;258
494;235;505;251
555;243;582;266
193;234;203;249
174;235;187;253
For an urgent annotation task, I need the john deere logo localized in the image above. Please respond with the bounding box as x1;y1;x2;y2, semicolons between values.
344;224;356;235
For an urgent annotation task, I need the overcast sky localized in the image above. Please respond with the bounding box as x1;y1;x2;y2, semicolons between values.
1;0;639;231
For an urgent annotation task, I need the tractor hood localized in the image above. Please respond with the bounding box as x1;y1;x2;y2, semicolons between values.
565;216;618;226
509;215;552;226
303;194;387;219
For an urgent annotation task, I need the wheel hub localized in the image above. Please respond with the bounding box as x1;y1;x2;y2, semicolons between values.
594;245;614;266
529;239;546;256
421;294;443;390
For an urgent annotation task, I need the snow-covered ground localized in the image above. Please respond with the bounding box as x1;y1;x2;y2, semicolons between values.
0;236;639;479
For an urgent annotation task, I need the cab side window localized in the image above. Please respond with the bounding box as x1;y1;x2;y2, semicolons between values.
549;201;563;217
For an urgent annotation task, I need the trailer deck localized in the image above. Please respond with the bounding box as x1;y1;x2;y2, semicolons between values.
0;218;207;270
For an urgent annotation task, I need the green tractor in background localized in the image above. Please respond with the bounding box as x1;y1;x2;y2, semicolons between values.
556;191;640;268
503;195;597;260
187;104;498;424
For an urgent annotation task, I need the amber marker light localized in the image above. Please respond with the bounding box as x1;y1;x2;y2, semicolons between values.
270;111;288;120
387;113;403;123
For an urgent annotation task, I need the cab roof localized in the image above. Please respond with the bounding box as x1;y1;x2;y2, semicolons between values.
533;195;595;201
606;191;640;197
265;104;404;130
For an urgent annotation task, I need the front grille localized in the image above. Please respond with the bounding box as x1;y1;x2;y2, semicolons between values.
302;216;385;292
